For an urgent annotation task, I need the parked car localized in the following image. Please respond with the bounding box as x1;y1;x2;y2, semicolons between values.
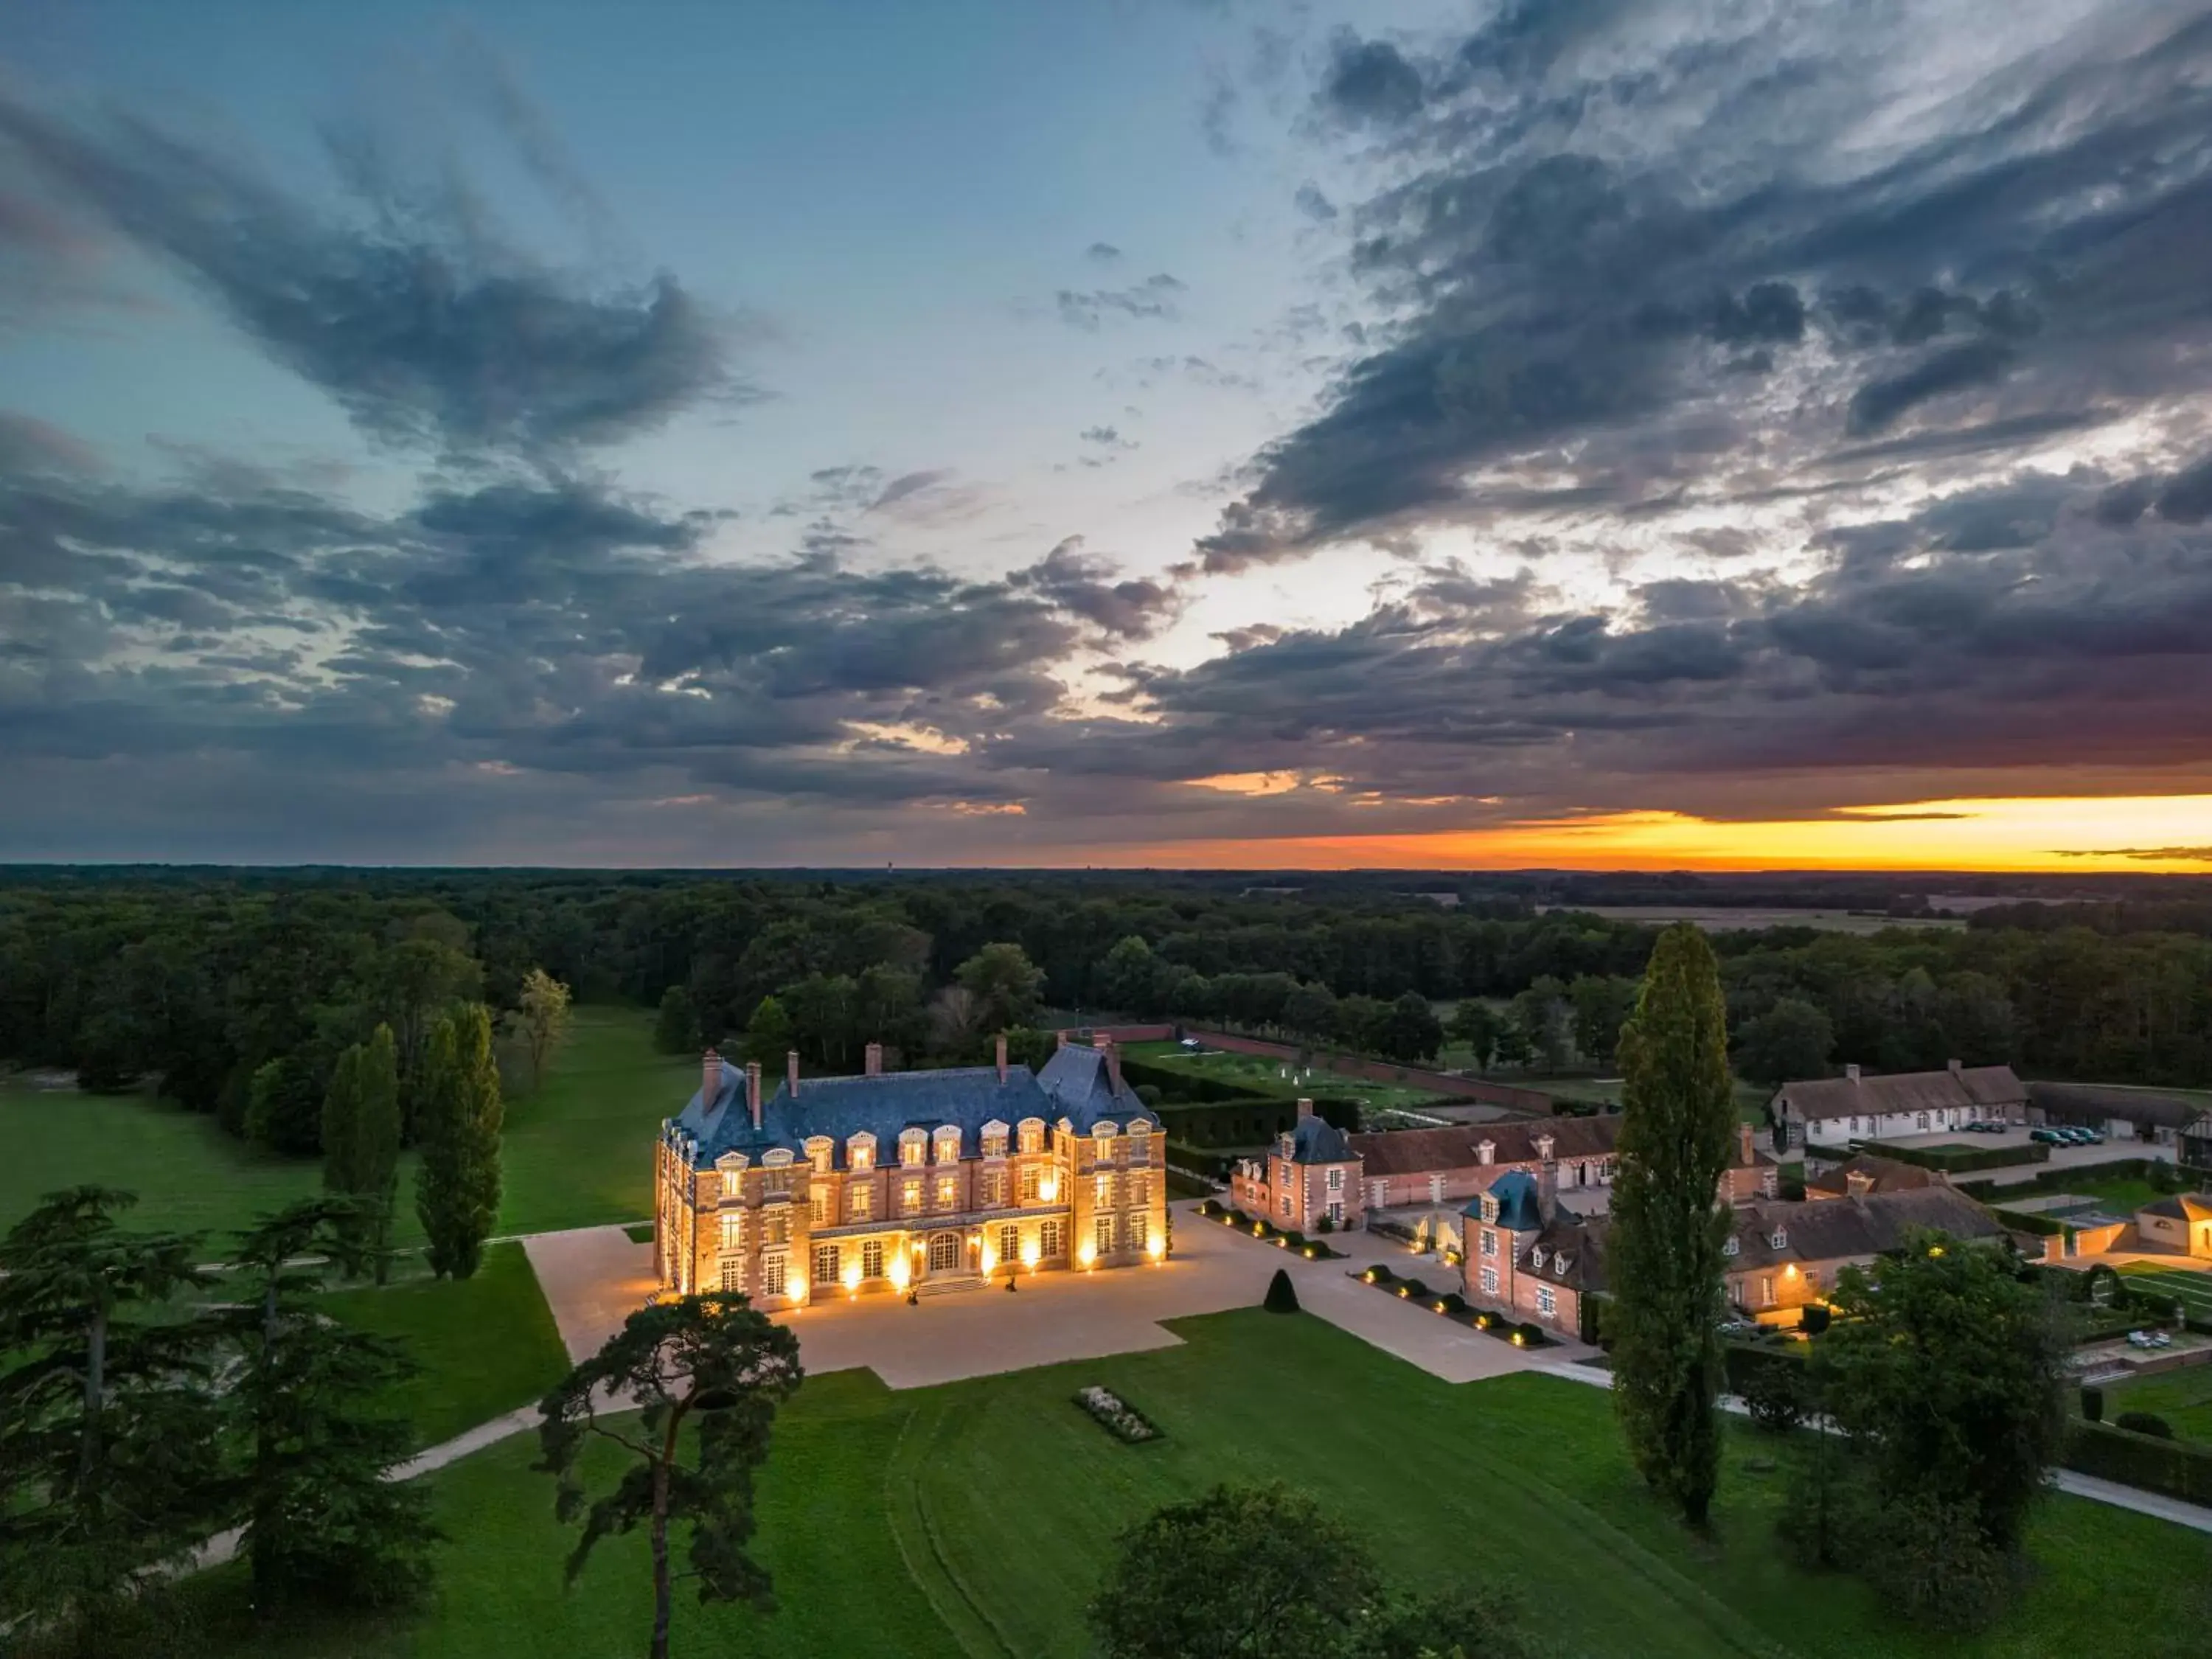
2030;1127;2066;1145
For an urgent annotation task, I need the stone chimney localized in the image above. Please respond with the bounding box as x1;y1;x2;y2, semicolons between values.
1947;1057;1963;1074
702;1048;721;1110
865;1041;883;1077
1845;1062;1862;1082
1056;1028;1070;1049
1296;1097;1314;1120
1739;1122;1754;1167
996;1032;1009;1084
745;1060;762;1130
1537;1158;1558;1221
787;1050;801;1098
1099;1034;1121;1091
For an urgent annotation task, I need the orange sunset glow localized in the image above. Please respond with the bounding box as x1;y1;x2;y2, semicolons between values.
1130;796;2212;873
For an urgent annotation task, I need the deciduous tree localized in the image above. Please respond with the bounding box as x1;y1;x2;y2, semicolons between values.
537;1295;804;1659
1734;995;1834;1088
1609;924;1736;1527
654;984;699;1054
956;941;1046;1032
515;967;573;1093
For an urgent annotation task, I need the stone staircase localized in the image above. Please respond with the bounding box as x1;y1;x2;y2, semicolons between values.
915;1274;990;1298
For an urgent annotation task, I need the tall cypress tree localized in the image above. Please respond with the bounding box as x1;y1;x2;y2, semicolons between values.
416;1005;504;1280
1609;923;1737;1527
319;1043;363;1200
355;1024;403;1283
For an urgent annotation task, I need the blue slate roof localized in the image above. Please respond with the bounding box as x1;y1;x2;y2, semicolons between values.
1464;1169;1544;1231
1284;1113;1353;1164
668;1045;1148;1169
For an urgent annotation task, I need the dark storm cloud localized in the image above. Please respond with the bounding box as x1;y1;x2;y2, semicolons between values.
1008;538;1180;639
1086;241;1123;263
0;88;734;458
1195;4;2212;572
1072;465;2212;810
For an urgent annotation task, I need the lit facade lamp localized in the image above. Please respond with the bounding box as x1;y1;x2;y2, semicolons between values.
888;1253;912;1293
1040;1174;1060;1203
1077;1239;1098;1270
978;1241;998;1278
1020;1239;1041;1273
841;1262;863;1298
1146;1235;1166;1264
785;1269;809;1305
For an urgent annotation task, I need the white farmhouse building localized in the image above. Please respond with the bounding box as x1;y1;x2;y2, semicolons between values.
1770;1061;2025;1151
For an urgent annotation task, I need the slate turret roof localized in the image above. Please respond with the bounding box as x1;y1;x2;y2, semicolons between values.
1281;1112;1354;1164
1464;1169;1545;1231
667;1044;1150;1169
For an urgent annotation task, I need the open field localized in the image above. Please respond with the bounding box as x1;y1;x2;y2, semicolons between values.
1541;905;1965;934
321;1241;570;1450
0;1006;684;1244
175;1310;2211;1659
1121;1040;1457;1113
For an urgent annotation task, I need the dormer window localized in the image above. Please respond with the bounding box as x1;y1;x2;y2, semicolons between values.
1279;1134;1295;1161
804;1136;834;1175
1094;1121;1118;1141
714;1151;751;1176
981;1120;1009;1158
848;1133;876;1172
1724;1235;1740;1256
1770;1228;1788;1250
761;1147;794;1168
1481;1195;1500;1223
899;1128;928;1167
1534;1135;1555;1160
933;1125;962;1164
1554;1253;1573;1275
1530;1245;1547;1270
1477;1140;1495;1166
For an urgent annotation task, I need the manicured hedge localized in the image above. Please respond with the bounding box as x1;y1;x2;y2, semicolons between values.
1992;1207;2067;1237
1722;1338;1813;1402
2063;1418;2212;1506
1957;1157;2166;1201
1857;1138;2050;1173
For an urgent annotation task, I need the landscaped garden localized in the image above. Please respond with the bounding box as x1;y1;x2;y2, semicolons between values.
1119;1040;1458;1115
170;1310;2211;1659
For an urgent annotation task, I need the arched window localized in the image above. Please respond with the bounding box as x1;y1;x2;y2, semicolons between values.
899;1128;928;1167
847;1133;877;1172
933;1125;962;1164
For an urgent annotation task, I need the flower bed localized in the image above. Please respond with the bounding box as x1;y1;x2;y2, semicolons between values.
1074;1384;1161;1444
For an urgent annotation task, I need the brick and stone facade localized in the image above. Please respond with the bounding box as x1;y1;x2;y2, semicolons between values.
1227;1102;1358;1230
655;1034;1169;1306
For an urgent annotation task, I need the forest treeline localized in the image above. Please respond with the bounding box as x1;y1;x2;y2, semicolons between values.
1;873;2207;1161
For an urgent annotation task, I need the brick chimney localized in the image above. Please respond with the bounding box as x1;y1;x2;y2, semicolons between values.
1056;1028;1070;1049
1739;1122;1754;1167
1537;1157;1558;1222
1099;1034;1124;1091
865;1041;883;1077
787;1050;801;1098
995;1032;1009;1084
1947;1057;1963;1075
1845;1062;1862;1082
1296;1096;1314;1120
701;1048;721;1110
745;1060;762;1130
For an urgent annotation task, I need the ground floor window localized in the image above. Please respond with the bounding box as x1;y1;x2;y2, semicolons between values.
1759;1276;1775;1307
1279;1192;1293;1217
998;1222;1019;1263
862;1239;886;1279
1095;1214;1116;1256
1536;1285;1557;1319
720;1256;742;1293
1479;1265;1498;1296
928;1231;961;1272
1130;1212;1148;1253
762;1248;787;1298
1040;1219;1064;1259
1328;1200;1343;1223
813;1243;841;1286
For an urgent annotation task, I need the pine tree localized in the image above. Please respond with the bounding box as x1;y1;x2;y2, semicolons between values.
0;1188;226;1652
220;1199;438;1613
1608;924;1737;1528
355;1024;403;1283
416;1004;504;1280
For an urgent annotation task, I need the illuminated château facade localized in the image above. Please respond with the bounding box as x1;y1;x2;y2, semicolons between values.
654;1034;1169;1305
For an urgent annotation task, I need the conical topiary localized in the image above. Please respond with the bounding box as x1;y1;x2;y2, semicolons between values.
1263;1267;1300;1314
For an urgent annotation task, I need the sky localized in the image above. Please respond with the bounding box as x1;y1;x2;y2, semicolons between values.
2;0;2210;872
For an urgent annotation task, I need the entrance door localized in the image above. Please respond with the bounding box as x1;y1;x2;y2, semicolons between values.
928;1231;961;1274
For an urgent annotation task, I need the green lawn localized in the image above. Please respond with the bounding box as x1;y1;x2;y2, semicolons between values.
0;1006;686;1245
2097;1367;2212;1445
1121;1040;1464;1113
174;1310;2211;1659
2051;1173;2166;1211
321;1241;571;1450
2120;1265;2212;1321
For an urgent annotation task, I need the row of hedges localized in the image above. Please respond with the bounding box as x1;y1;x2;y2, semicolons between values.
1194;1200;1344;1259
1360;1264;1546;1345
2062;1418;2212;1506
1722;1338;1813;1402
1957;1157;2174;1201
1853;1138;2050;1174
1152;1096;1365;1147
1992;1207;2068;1238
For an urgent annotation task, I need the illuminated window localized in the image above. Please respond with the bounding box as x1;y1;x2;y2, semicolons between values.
934;1126;961;1164
719;1211;743;1251
1759;1276;1775;1306
720;1257;743;1293
1020;1164;1041;1203
762;1248;787;1298
810;1185;830;1226
902;1179;922;1215
900;1129;927;1168
862;1239;885;1279
998;1223;1019;1262
1040;1219;1063;1258
934;1174;958;1210
848;1134;876;1172
812;1244;841;1285
1018;1119;1045;1155
805;1137;834;1175
1095;1214;1115;1255
849;1183;874;1221
981;1121;1009;1158
1130;1212;1148;1253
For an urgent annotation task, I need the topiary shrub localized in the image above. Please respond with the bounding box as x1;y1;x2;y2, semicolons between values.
1262;1267;1300;1314
1316;1214;1335;1234
1437;1292;1468;1316
1742;1358;1805;1433
2080;1385;2104;1423
1197;1198;1222;1219
2116;1411;2174;1440
1514;1322;1544;1346
1362;1264;1394;1285
1397;1278;1431;1301
1798;1303;1831;1337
